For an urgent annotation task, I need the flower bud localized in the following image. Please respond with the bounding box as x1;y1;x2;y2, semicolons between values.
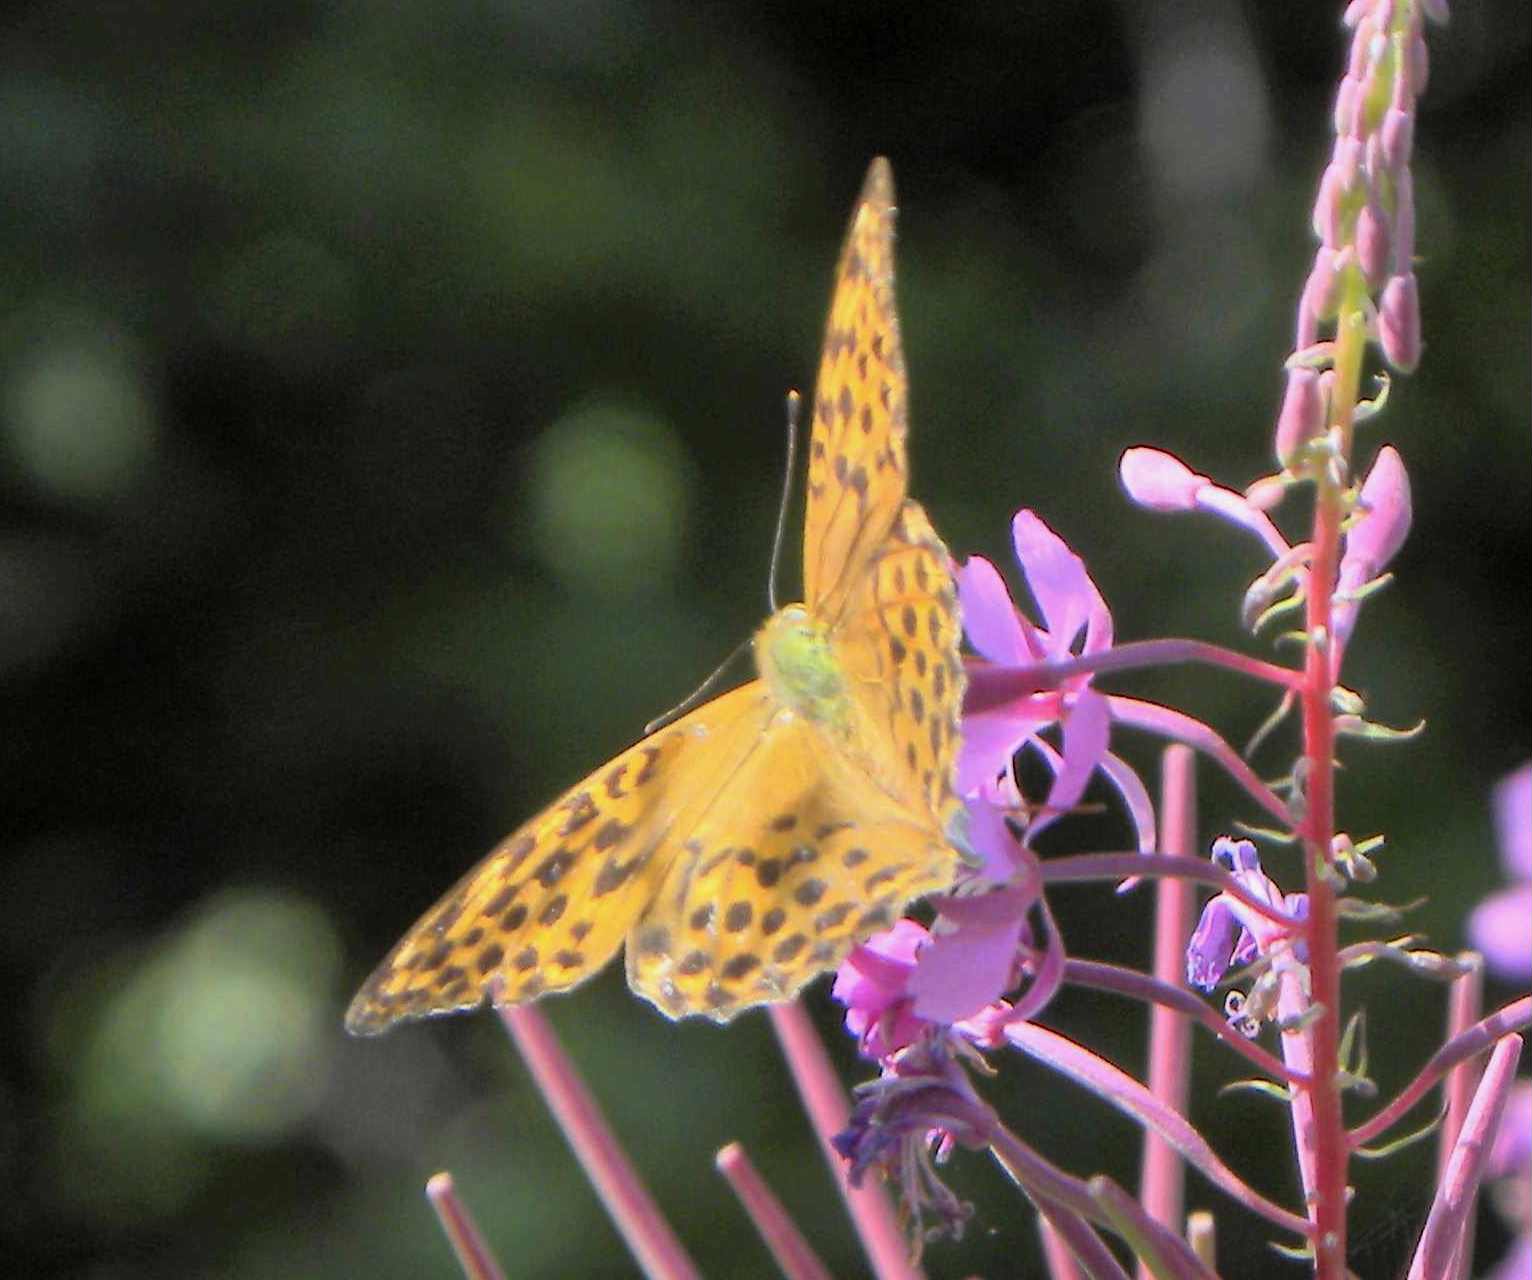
1334;75;1362;138
1378;272;1420;372
1334;136;1365;196
1302;247;1342;322
1274;367;1326;465
1355;202;1390;283
1312;164;1345;248
1347;445;1412;577
1380;106;1414;172
1118;448;1207;512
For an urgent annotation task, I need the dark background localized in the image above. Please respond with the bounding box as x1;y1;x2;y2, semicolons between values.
2;2;1527;1277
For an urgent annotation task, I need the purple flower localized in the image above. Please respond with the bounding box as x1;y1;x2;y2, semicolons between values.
1186;839;1309;1031
1469;763;1532;982
830;1054;982;1251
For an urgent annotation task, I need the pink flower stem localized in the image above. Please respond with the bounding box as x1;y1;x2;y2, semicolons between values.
1436;966;1485;1280
767;1001;920;1280
1063;959;1306;1086
1137;746;1197;1278
425;1171;508;1280
497;1004;701;1280
1347;995;1532;1148
963;639;1301;715
1036;1212;1085;1280
1042;852;1300;928
1406;1034;1525;1280
1292;270;1367;1280
714;1142;834;1280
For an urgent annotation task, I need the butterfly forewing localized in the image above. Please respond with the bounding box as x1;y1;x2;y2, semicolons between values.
344;683;769;1035
801;157;910;620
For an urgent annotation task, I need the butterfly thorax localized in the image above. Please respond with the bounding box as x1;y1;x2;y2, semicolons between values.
755;605;852;735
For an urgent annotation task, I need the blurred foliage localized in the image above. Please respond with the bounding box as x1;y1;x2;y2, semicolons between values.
1;2;1527;1278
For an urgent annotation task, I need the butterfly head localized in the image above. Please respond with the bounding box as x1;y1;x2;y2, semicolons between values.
755;605;852;733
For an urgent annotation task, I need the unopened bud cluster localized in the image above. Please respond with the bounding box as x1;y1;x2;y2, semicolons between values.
1275;0;1445;467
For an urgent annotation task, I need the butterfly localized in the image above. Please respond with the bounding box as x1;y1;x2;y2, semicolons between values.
345;158;968;1034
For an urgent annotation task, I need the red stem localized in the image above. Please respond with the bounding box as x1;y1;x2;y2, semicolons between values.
1296;380;1349;1280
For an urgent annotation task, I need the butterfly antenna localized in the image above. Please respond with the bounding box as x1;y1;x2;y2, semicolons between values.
767;389;802;614
642;636;754;736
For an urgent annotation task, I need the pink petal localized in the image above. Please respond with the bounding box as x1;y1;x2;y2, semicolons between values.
957;556;1033;665
1048;688;1111;812
1494;763;1532;882
956;710;1035;795
909;890;1031;1022
965;794;1025;881
1098;749;1157;855
1011;510;1093;659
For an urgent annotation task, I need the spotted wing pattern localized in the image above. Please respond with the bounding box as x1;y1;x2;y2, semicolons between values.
802;157;909;621
344;684;770;1034
625;713;954;1021
831;499;968;842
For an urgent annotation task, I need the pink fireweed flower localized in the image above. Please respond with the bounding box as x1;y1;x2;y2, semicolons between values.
834;800;1048;1057
956;510;1117;816
1469;763;1532;982
1187;838;1309;1036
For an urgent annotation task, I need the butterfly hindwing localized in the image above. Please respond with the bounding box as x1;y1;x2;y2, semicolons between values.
832;499;968;837
625;713;954;1021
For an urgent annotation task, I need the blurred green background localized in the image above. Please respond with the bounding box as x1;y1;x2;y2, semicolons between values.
2;2;1527;1277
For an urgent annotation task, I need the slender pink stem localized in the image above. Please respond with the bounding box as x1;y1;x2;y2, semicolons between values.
715;1142;834;1280
1063;959;1306;1086
1006;1022;1312;1239
767;1001;920;1280
1438;966;1484;1280
425;1171;508;1280
1138;746;1197;1279
1348;996;1532;1148
1406;1035;1525;1280
498;1005;700;1280
1042;853;1299;927
963;639;1302;714
1037;1212;1084;1280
